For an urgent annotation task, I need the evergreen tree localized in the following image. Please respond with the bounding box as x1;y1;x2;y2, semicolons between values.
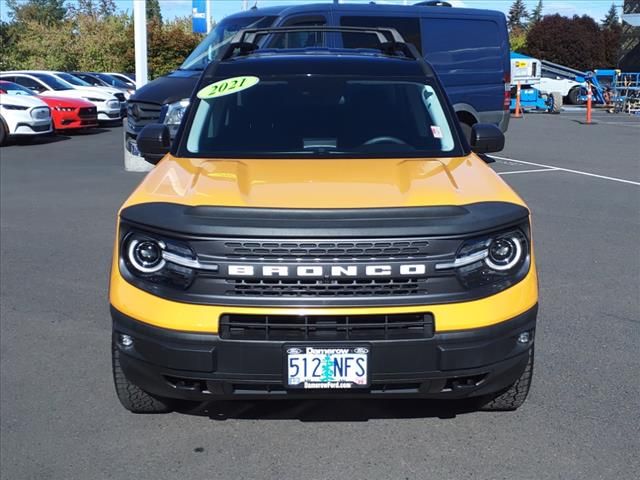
146;0;163;24
320;355;334;382
601;3;619;29
5;0;66;25
530;0;543;25
508;0;529;32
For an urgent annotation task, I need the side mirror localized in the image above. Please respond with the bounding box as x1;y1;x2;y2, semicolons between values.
470;123;505;154
137;124;171;165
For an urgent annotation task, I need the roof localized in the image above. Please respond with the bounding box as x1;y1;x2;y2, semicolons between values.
211;51;427;79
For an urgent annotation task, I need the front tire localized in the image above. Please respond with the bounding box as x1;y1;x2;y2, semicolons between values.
480;347;534;411
112;341;174;414
0;120;7;146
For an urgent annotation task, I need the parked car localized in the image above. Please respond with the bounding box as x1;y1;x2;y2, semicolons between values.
48;72;127;116
73;72;135;97
0;80;97;131
0;82;52;145
107;72;136;89
111;26;537;414
0;71;121;122
124;2;511;167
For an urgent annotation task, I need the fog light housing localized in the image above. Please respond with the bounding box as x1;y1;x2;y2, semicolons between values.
517;331;531;344
119;334;134;347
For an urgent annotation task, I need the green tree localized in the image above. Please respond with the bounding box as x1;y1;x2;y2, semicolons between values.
601;3;619;28
526;14;606;71
147;17;204;78
320;355;334;382
146;0;162;24
5;0;66;25
530;0;543;26
508;0;529;32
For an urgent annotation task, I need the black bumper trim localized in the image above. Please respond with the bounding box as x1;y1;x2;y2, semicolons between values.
111;304;537;400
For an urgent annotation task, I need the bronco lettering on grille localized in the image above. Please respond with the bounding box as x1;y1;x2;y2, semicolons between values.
227;264;427;277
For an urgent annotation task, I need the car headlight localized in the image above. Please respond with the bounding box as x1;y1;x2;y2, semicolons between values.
161;99;190;137
83;97;105;102
436;227;530;290
54;106;75;112
121;230;217;290
106;99;120;109
2;104;29;110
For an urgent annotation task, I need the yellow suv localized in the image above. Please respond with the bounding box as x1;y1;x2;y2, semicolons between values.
110;27;538;413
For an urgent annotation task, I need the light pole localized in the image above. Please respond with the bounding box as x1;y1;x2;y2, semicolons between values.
133;0;148;88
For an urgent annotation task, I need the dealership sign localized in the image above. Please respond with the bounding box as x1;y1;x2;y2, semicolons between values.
192;0;207;34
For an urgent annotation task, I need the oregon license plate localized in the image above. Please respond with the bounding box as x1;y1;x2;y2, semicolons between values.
286;346;369;389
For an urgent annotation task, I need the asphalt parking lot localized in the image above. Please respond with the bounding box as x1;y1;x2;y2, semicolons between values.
1;111;639;479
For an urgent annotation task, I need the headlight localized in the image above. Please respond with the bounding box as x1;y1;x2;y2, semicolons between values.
2;104;29;110
121;231;217;290
54;106;75;112
436;228;530;290
83;97;105;102
106;99;120;109
161;99;190;137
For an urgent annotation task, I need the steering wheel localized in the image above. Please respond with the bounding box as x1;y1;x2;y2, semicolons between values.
361;136;408;147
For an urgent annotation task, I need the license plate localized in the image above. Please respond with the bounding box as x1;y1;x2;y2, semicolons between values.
127;139;141;156
286;346;369;389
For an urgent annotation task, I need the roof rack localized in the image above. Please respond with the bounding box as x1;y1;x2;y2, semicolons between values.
218;26;418;62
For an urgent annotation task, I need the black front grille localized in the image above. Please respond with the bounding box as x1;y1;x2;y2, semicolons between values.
31;124;50;132
227;277;427;297
222;239;430;260
220;313;435;341
79;107;97;118
127;101;162;126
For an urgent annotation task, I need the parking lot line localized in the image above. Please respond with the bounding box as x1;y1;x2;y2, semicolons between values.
498;167;559;176
490;155;640;186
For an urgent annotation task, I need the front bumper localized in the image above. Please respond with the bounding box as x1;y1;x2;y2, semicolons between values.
112;304;537;401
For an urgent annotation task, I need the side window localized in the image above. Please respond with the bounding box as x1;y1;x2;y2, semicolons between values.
13;76;46;93
340;16;422;54
269;16;327;49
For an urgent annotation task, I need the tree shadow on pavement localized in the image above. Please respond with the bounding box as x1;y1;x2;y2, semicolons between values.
179;397;482;422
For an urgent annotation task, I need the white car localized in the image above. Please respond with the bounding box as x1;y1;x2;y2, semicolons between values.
105;73;136;90
0;71;121;121
0;85;52;145
50;71;128;110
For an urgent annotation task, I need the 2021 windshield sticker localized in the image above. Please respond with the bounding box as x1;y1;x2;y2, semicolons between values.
197;76;260;99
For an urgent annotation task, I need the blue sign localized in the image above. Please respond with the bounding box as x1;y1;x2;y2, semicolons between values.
192;0;207;34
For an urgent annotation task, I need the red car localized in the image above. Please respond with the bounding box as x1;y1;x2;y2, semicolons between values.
0;80;98;131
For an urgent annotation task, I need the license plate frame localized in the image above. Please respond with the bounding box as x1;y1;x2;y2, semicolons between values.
284;345;370;390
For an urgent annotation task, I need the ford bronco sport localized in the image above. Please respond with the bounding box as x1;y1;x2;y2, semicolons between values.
110;27;538;413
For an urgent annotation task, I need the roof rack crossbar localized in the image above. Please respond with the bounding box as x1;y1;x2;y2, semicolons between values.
220;26;411;61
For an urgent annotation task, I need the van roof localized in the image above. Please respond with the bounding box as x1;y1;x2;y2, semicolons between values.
210;51;427;79
222;2;505;21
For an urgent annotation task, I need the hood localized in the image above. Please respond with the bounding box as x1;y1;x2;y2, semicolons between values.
0;93;48;108
40;89;113;100
38;95;94;108
129;70;200;105
123;155;526;210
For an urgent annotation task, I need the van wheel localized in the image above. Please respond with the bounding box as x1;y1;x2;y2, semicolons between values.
480;347;534;411
459;122;473;142
112;341;174;414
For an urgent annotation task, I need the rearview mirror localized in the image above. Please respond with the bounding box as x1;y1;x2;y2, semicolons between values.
137;124;171;165
470;124;505;154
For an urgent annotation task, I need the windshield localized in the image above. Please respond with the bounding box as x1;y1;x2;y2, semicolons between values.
180;16;276;70
56;73;92;87
0;81;36;96
185;76;459;158
31;73;73;91
94;73;130;89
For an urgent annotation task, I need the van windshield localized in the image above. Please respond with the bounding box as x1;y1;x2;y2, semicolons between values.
184;75;461;158
181;16;276;70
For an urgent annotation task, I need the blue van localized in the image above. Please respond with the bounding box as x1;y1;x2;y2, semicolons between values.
125;2;510;167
